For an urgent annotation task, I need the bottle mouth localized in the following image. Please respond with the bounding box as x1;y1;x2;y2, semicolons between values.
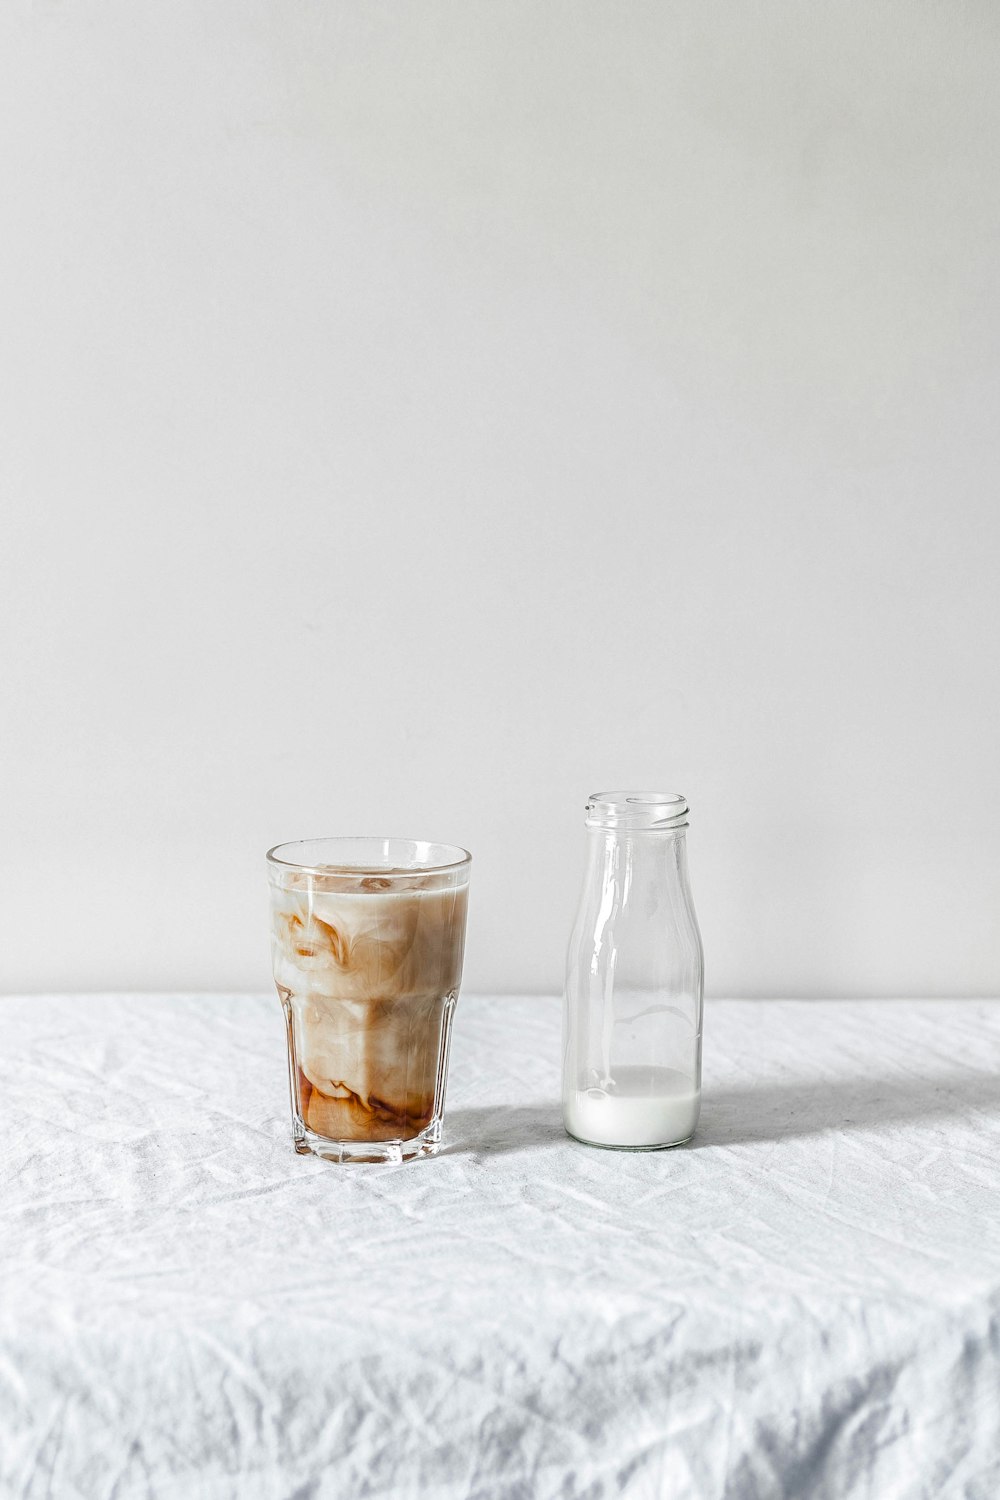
585;791;689;831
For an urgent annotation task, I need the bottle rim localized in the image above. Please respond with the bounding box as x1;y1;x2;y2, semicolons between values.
585;791;689;830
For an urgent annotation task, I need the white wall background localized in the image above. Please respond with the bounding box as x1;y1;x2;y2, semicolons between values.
2;2;999;998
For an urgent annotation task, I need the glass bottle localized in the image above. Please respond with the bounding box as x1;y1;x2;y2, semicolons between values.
562;791;704;1149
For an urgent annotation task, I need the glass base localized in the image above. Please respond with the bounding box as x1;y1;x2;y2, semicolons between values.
565;1129;695;1151
293;1119;443;1165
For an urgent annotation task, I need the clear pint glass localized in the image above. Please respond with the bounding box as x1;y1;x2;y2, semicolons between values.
267;837;471;1164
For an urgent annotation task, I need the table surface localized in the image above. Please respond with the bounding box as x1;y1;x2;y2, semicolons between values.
2;994;1000;1500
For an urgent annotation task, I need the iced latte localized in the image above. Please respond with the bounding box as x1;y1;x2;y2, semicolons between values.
267;838;470;1163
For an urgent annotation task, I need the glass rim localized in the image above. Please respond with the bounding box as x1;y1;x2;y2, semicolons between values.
266;836;472;878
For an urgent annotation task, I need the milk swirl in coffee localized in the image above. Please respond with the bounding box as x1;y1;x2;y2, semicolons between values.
271;870;468;1144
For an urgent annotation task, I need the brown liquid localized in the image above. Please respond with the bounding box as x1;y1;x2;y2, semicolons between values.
273;881;467;1145
294;1065;435;1141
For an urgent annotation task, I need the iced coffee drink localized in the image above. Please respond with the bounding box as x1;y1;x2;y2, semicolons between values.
267;838;470;1163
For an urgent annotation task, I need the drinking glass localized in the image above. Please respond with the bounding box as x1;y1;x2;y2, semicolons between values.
267;837;471;1163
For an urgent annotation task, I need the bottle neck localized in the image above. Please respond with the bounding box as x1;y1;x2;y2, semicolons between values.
579;822;694;919
585;824;689;868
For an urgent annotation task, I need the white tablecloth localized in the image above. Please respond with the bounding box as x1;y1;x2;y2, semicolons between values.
2;994;1000;1499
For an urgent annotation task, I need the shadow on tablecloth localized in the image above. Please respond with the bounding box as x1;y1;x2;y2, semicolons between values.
446;1070;1000;1156
445;1103;565;1156
691;1068;1000;1148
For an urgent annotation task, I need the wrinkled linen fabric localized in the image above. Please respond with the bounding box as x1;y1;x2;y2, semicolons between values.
1;995;1000;1500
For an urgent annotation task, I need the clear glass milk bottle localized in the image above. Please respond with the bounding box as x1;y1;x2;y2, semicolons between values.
562;792;704;1149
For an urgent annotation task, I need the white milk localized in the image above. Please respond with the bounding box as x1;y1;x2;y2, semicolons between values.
564;1066;700;1148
